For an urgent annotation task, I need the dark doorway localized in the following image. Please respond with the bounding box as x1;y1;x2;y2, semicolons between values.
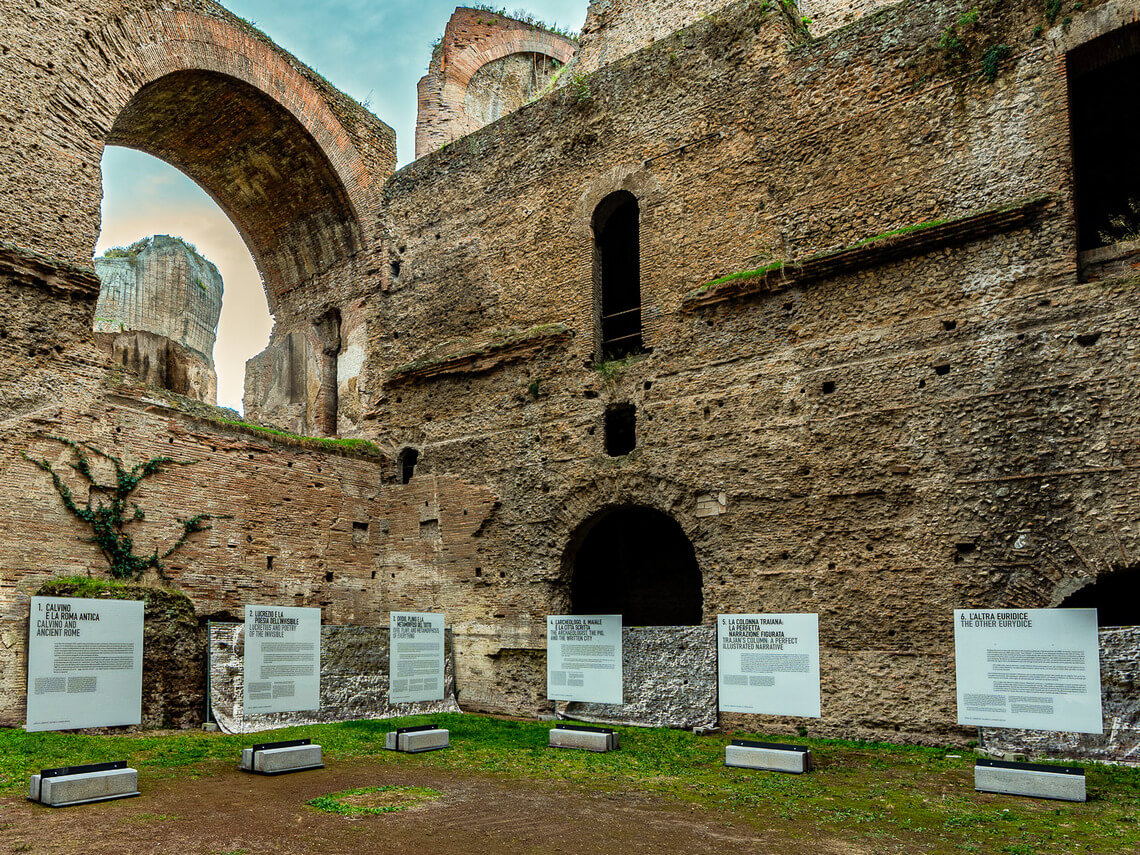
1058;564;1139;626
398;447;419;484
593;191;644;360
566;505;702;625
1069;24;1140;249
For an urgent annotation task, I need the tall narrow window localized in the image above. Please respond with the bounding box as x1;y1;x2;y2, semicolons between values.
1070;24;1140;250
593;191;644;360
398;447;419;484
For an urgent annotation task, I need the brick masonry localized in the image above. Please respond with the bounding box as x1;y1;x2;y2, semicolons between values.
2;0;1140;754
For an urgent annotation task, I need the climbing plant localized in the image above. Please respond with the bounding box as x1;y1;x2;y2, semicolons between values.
22;435;223;581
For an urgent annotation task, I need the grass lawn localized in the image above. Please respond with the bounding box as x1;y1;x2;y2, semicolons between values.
3;714;1136;853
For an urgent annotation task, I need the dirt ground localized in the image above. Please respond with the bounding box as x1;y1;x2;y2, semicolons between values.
0;759;871;854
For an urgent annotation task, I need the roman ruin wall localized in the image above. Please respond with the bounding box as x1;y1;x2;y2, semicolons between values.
367;0;1140;743
416;7;577;158
2;0;1140;752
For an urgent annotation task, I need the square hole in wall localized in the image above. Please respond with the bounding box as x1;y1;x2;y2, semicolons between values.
604;403;636;457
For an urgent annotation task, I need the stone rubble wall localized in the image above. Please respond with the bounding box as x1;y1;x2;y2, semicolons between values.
208;623;459;733
563;627;718;730
983;628;1140;763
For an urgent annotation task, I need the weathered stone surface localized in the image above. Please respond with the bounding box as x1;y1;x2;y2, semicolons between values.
415;8;576;158
94;235;223;405
564;627;716;730
36;769;139;807
3;0;1140;756
208;624;460;734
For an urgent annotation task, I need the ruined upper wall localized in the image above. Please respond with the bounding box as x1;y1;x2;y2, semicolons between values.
799;0;901;36
416;8;577;158
95;236;223;362
0;0;394;315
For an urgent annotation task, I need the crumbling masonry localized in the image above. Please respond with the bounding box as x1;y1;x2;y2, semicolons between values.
2;0;1139;749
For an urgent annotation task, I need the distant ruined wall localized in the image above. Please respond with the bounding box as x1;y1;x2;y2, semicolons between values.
94;236;223;404
415;7;577;158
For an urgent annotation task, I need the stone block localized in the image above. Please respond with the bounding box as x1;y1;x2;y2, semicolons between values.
386;727;450;753
725;741;812;774
974;759;1086;802
32;768;139;807
240;742;323;775
549;725;619;752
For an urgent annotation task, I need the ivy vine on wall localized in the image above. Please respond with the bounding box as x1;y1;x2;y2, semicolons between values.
22;435;226;580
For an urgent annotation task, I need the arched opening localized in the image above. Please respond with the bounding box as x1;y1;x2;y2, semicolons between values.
1069;24;1140;250
96;68;364;423
96;150;268;411
593;191;644;361
566;505;702;626
1059;563;1140;627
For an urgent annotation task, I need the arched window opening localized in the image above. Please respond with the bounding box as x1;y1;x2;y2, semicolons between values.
398;447;420;484
593;191;644;361
1069;24;1140;250
566;505;701;626
1058;564;1140;626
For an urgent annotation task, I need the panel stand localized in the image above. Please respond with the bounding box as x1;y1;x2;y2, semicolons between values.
725;740;812;774
974;758;1086;802
385;724;450;753
28;761;140;807
549;723;620;752
239;738;324;775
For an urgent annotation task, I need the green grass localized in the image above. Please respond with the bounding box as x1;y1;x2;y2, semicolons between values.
3;714;1138;853
308;785;442;816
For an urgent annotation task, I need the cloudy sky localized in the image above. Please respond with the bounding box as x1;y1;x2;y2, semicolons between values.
96;0;588;412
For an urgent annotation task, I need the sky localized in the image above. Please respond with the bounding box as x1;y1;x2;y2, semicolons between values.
96;0;589;412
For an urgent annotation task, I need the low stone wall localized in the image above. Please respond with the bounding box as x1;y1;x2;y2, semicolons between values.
563;626;717;730
208;623;459;734
982;628;1140;764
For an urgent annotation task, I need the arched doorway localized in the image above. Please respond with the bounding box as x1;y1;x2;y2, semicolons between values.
565;505;702;626
1059;564;1139;627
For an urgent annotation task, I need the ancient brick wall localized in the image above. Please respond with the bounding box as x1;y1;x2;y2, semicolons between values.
366;0;1140;742
416;8;577;158
3;0;1139;747
0;385;392;726
0;0;396;435
799;0;901;36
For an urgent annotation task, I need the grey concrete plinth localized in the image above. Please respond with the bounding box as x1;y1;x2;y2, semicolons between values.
549;727;619;752
385;728;450;753
29;769;140;807
725;743;812;774
240;744;323;774
975;761;1086;802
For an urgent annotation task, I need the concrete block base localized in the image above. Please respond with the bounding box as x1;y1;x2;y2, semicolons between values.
975;759;1086;802
28;762;140;807
240;739;323;775
725;740;812;774
385;727;450;753
549;725;620;752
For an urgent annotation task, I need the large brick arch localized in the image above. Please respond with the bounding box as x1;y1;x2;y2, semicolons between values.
26;4;395;312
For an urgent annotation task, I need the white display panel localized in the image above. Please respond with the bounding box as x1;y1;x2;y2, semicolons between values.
717;613;821;717
954;608;1102;734
26;597;144;732
389;611;445;703
243;605;321;715
547;614;623;705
